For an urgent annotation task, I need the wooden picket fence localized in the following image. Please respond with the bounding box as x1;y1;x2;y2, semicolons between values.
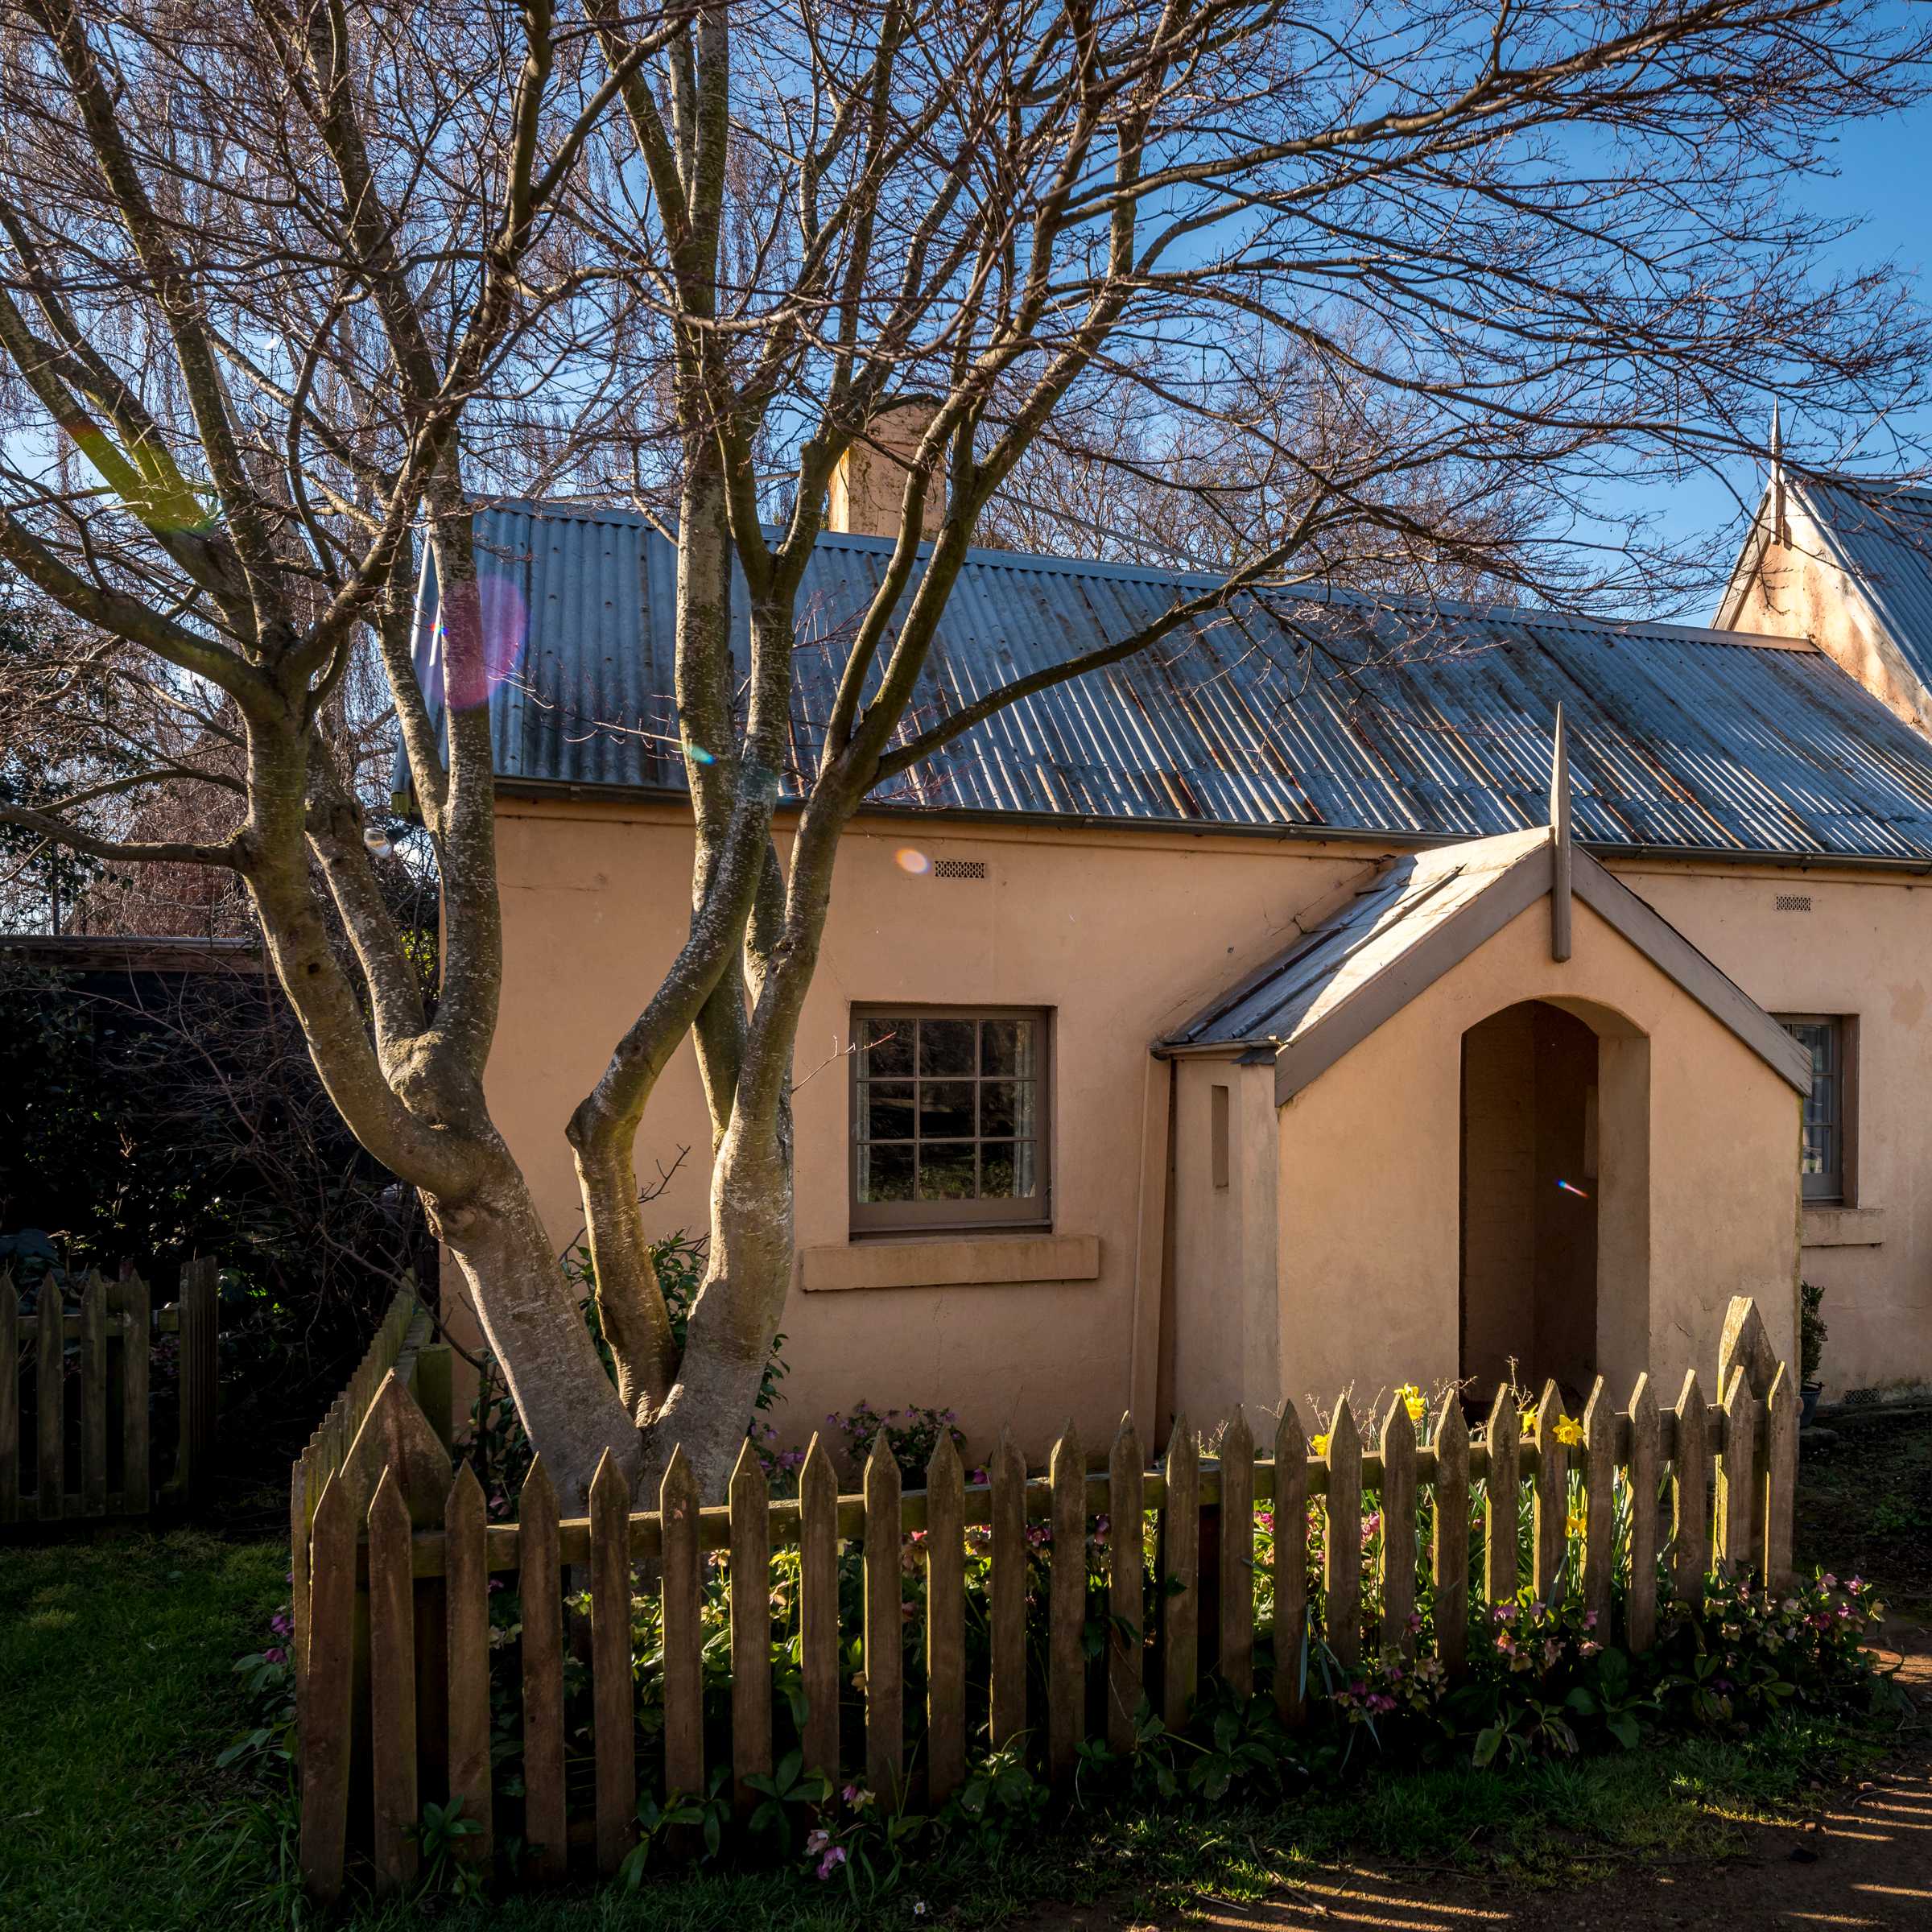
295;1294;1800;1901
0;1255;219;1526
289;1279;452;1699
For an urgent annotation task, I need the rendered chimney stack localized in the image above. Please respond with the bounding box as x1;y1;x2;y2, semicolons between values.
828;399;944;540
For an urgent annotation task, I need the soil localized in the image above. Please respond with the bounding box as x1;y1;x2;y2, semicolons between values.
1016;1412;1932;1932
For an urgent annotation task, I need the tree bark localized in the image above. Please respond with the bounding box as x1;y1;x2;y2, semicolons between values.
431;1157;642;1508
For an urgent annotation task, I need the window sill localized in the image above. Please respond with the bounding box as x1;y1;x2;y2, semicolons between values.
799;1232;1101;1294
1801;1206;1885;1249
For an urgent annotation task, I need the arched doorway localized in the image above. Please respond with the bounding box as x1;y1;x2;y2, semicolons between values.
1459;998;1646;1405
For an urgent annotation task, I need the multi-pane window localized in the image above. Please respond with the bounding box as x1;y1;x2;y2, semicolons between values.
1778;1016;1846;1203
850;1008;1050;1232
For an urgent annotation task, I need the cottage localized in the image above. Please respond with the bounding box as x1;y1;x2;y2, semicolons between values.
415;489;1932;1451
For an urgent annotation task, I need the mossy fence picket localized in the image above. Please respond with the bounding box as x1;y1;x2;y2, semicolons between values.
0;1255;219;1525
292;1294;1800;1902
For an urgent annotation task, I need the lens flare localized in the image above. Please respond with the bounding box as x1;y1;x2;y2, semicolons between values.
684;740;716;766
1556;1179;1590;1199
895;847;931;875
435;570;529;711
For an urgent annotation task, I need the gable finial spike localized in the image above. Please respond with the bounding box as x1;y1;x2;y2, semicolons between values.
1549;704;1569;832
1769;401;1788;543
1549;704;1573;964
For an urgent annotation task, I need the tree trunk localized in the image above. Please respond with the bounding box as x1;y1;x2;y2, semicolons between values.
645;1102;794;1498
429;1158;642;1507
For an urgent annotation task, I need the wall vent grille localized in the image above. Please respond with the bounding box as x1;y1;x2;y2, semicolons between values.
932;858;989;880
1775;893;1813;912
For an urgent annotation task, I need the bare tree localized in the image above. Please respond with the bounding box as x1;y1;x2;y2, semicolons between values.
3;0;1930;1502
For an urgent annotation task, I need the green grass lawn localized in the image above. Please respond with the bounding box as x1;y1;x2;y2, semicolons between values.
0;1528;291;1931
0;1521;1897;1931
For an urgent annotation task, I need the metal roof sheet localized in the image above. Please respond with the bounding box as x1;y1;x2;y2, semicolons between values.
408;501;1932;863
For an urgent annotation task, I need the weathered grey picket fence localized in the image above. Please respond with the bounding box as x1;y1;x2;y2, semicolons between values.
294;1294;1798;1901
0;1255;219;1525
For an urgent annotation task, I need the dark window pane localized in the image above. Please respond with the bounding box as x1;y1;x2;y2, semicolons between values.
918;1141;977;1199
859;1141;914;1202
919;1017;976;1076
980;1141;1036;1199
919;1080;976;1139
980;1018;1036;1077
859;1081;914;1141
861;1016;913;1078
979;1079;1035;1138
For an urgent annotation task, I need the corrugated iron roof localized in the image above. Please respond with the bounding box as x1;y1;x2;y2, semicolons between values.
1790;475;1932;699
408;500;1932;863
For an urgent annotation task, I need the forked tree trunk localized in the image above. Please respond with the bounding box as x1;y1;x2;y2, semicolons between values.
429;1158;642;1507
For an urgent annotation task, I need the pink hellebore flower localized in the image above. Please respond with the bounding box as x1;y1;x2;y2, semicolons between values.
263;1646;286;1664
805;1829;830;1856
817;1847;848;1880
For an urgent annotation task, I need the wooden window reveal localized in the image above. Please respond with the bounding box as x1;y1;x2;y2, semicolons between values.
850;1008;1051;1233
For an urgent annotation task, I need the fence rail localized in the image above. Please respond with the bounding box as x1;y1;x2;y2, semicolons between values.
1;1256;218;1525
295;1294;1799;1902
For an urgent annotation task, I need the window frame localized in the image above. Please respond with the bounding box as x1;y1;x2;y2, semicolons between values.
1776;1013;1858;1207
848;1003;1054;1236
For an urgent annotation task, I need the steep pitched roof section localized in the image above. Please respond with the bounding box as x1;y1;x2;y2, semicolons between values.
1720;474;1932;727
411;499;1932;862
1158;819;1814;1104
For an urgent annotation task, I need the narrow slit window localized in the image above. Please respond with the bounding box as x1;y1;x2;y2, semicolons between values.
1777;1015;1850;1204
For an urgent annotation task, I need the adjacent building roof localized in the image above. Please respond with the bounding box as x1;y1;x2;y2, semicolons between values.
1158;818;1814;1102
1766;476;1932;674
411;500;1932;864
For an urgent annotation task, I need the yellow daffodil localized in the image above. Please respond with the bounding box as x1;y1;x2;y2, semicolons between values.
1398;1382;1426;1425
1312;1431;1331;1457
1567;1511;1587;1538
1554;1414;1585;1447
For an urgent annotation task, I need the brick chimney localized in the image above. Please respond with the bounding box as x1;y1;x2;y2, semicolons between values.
828;399;943;540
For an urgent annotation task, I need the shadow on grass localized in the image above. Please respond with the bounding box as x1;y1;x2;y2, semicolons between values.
0;1525;1897;1932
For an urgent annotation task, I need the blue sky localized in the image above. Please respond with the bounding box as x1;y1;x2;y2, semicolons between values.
1645;101;1932;592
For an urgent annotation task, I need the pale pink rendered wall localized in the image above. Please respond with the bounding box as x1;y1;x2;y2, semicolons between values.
481;795;1916;1450
1270;896;1802;1414
483;797;1371;1459
1616;862;1932;1397
1168;1059;1279;1428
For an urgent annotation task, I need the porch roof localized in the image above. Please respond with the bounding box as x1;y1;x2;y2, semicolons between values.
1158;820;1813;1104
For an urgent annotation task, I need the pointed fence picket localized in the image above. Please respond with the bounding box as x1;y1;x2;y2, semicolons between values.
292;1294;1806;1901
1;1260;217;1530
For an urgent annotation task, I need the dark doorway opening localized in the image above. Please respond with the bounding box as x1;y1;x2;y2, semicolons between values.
1459;1000;1600;1404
